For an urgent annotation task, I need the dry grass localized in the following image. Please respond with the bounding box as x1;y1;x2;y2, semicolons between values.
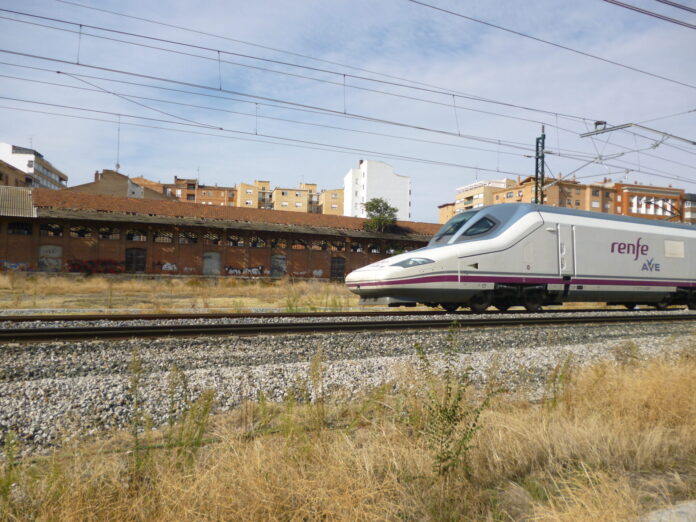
0;273;361;312
1;351;695;521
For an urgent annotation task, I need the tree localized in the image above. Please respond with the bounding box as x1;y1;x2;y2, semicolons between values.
362;198;398;232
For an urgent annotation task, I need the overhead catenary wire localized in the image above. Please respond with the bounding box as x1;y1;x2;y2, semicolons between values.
601;0;696;30
0;8;595;125
0;72;535;158
653;0;696;15
405;0;696;91
0;51;542;151
0;101;537;176
50;0;598;122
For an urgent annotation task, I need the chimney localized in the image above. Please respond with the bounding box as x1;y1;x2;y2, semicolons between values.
358;159;364;166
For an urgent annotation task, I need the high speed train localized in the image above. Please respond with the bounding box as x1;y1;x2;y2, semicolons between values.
345;203;696;312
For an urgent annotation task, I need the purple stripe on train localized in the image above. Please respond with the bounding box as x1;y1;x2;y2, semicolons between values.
346;274;696;288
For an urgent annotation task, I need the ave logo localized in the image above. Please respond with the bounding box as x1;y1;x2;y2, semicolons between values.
641;258;660;272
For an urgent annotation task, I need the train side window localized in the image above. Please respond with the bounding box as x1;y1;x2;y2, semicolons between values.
461;217;496;237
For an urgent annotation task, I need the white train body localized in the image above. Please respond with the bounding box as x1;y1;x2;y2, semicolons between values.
345;204;696;311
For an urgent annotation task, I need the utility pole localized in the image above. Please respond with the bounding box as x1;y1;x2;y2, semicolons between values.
534;125;545;204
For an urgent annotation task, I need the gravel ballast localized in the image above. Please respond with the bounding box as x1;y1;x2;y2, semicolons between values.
1;315;695;453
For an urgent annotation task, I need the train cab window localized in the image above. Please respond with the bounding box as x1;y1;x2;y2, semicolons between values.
462;217;496;237
429;210;479;245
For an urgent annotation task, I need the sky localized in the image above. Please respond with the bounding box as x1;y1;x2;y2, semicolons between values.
0;0;695;222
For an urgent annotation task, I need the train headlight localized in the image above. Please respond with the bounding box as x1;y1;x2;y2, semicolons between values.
390;257;434;268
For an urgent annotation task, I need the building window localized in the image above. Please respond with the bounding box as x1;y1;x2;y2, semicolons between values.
517;190;523;197
99;227;120;240
178;231;197;244
592;189;600;197
291;239;308;250
126;229;147;242
202;231;221;245
311;240;329;251
575;200;580;206
187;184;196;190
186;194;195;201
506;192;513;198
153;230;173;243
70;225;92;238
591;201;600;208
40;223;63;237
246;189;253;194
367;243;381;254
281;191;288;196
605;191;611;198
176;189;182;197
331;193;337;199
8;222;32;235
331;204;337;209
270;237;287;248
295;192;301;197
227;234;244;247
249;236;266;248
245;200;252;205
295;202;302;207
281;202;288;207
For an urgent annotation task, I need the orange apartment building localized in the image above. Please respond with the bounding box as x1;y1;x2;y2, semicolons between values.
319;188;344;216
439;175;692;224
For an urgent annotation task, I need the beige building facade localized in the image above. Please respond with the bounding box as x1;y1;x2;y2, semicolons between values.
319;188;344;215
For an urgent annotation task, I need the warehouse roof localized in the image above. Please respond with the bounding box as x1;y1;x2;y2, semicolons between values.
26;188;440;240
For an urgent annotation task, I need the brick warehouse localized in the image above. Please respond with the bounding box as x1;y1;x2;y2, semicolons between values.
0;187;438;278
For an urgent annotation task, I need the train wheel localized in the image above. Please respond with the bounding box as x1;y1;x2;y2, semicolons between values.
622;303;637;310
689;300;696;311
654;299;671;310
440;303;460;313
523;292;545;313
494;298;513;312
469;294;491;313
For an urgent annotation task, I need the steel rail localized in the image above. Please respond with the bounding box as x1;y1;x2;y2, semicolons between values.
2;313;695;342
0;307;679;323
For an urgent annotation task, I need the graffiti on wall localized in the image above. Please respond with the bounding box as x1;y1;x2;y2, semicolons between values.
224;265;264;276
0;260;30;271
289;269;324;278
67;259;124;274
160;262;178;271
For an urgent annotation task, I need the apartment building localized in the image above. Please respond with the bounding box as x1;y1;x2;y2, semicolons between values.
0;143;68;190
613;183;684;222
437;202;455;224
319;188;344;216
0;160;28;187
272;185;310;212
684;193;696;225
344;160;411;220
455;179;515;213
235;180;271;209
491;176;617;214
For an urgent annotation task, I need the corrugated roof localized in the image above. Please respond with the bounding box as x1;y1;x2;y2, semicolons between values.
31;189;440;238
0;187;36;218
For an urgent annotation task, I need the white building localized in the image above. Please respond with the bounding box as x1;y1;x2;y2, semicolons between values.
0;142;68;190
343;160;411;220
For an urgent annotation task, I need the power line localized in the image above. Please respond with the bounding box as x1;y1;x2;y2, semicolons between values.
0;7;594;125
0;51;539;151
653;0;696;15
0;101;535;176
638;107;696;124
51;0;596;122
406;0;696;91
602;0;696;30
0;72;534;158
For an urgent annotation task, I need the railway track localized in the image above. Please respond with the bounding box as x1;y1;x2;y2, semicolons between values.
0;306;683;323
2;311;696;342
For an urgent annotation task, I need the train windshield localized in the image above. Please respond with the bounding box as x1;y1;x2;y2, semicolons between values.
428;210;479;246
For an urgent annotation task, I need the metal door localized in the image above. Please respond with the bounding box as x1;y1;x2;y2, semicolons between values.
271;255;286;278
38;245;63;272
202;251;221;275
558;224;575;276
330;256;345;280
125;248;147;273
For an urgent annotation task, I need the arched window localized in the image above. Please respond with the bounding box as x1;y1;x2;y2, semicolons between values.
40;223;63;237
70;225;92;238
311;240;329;251
249;236;266;248
178;231;197;244
291;239;308;250
227;234;245;247
153;230;173;243
8;222;32;235
367;243;381;254
202;231;221;245
270;238;287;249
350;242;364;253
98;227;120;240
329;241;345;252
126;229;147;242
